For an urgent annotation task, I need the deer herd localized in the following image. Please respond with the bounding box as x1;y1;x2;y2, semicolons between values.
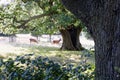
29;38;61;44
0;35;61;45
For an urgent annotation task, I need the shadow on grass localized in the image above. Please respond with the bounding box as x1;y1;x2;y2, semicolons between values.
27;46;95;66
0;42;95;66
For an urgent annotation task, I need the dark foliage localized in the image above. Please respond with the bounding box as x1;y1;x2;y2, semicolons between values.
0;54;94;80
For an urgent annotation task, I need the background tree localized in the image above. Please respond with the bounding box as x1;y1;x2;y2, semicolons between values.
0;0;85;50
22;0;85;50
61;0;120;80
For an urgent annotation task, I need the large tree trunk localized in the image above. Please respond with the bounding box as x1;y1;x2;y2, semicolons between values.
60;25;84;51
95;31;120;80
61;0;120;80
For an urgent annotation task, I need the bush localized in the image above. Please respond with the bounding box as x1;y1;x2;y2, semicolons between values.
0;54;94;80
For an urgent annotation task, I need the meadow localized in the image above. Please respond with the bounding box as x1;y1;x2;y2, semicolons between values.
0;35;95;79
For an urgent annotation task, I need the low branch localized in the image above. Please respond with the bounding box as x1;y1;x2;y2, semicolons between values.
0;18;3;20
16;12;55;29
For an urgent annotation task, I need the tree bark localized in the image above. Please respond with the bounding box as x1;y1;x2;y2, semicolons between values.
61;0;120;80
60;25;84;51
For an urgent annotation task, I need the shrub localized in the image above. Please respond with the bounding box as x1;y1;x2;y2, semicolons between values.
0;54;94;80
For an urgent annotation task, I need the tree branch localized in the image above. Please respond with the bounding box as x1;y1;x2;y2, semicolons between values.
61;0;92;21
16;13;55;29
0;18;3;20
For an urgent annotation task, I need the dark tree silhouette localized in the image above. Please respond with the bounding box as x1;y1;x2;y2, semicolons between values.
61;0;120;80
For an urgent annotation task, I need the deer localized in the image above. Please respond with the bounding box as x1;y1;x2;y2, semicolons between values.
29;38;38;44
53;38;61;44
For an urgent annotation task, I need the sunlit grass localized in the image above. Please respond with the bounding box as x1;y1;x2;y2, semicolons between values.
0;45;95;66
26;46;95;65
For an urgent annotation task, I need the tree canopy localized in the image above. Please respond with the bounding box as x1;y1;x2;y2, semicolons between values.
0;0;84;35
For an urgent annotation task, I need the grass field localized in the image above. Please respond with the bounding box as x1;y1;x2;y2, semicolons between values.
0;35;95;66
0;44;95;66
0;44;95;80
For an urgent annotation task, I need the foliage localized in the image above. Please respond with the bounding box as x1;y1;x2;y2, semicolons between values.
0;54;94;80
0;0;85;36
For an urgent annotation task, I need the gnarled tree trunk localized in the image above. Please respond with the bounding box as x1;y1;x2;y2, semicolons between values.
60;25;84;50
61;0;120;80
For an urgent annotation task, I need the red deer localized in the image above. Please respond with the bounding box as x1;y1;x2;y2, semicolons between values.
29;38;38;44
53;39;61;44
